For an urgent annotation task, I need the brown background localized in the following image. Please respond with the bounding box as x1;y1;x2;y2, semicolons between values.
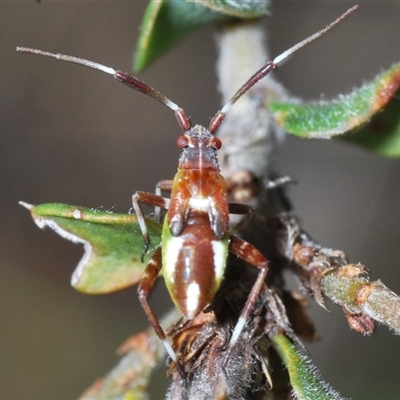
1;1;400;399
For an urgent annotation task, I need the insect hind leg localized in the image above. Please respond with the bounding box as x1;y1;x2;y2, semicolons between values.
224;235;269;366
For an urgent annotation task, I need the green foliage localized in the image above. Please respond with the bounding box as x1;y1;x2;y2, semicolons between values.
272;333;347;400
20;202;161;294
268;62;400;156
342;88;400;157
134;0;270;71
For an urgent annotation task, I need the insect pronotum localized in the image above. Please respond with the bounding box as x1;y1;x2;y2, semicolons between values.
17;5;357;369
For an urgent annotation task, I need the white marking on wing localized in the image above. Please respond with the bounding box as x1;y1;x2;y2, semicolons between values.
212;240;227;282
164;236;184;279
186;282;201;318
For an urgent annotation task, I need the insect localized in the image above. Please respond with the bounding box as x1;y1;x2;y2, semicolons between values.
17;5;357;368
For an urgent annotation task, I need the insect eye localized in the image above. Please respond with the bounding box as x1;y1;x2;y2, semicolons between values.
210;137;222;150
177;135;189;148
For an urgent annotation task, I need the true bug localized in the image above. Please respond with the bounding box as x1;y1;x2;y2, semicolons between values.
17;5;357;367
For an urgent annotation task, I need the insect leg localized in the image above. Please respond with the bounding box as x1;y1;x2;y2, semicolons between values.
225;235;269;364
266;176;293;189
228;203;253;215
132;191;170;261
154;180;173;223
228;202;254;235
137;245;178;363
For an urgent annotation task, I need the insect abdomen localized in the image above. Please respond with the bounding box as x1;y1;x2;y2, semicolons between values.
162;211;229;319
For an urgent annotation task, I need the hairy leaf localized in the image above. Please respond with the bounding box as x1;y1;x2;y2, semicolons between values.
271;333;347;400
269;62;400;156
20;202;162;294
195;0;270;17
134;0;270;71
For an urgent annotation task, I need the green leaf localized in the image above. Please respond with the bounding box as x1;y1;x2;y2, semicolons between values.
20;202;162;294
194;0;270;17
271;333;347;400
134;0;270;72
341;88;400;157
269;62;400;156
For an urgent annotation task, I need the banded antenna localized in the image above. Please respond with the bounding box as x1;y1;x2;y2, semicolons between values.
16;5;358;135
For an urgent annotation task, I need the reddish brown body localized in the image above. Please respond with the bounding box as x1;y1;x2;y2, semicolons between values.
162;139;230;319
133;124;269;366
162;149;229;319
163;210;228;319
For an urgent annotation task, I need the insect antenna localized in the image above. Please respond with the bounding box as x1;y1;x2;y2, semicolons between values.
208;4;358;134
15;47;191;131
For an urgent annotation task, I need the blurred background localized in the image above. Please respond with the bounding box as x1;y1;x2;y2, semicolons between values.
1;1;400;399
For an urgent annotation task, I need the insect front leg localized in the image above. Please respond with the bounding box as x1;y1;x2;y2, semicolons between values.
132;190;170;261
154;179;173;223
137;245;178;364
225;235;269;365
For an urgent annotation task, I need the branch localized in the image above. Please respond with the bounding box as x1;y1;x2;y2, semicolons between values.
283;215;400;335
322;265;400;334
